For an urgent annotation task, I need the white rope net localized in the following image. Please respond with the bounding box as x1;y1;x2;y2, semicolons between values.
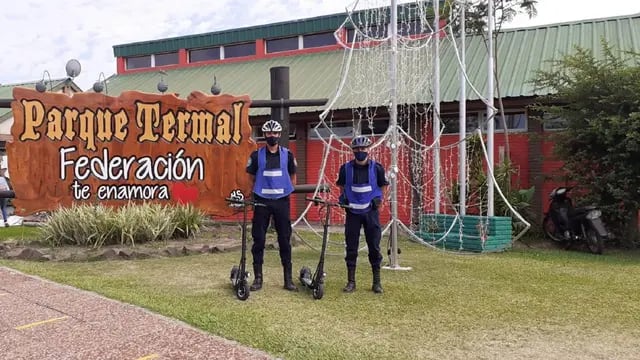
292;0;531;257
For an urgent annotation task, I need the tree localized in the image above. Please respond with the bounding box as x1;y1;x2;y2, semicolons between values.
531;41;640;246
445;0;538;180
447;0;538;34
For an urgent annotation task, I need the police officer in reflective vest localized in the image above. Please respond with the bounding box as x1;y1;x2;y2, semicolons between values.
246;120;298;291
336;135;389;294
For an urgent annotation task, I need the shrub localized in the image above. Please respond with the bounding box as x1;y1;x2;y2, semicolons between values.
171;204;204;238
447;134;535;233
39;202;205;248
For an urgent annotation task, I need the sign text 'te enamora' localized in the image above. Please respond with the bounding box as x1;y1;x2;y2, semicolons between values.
8;87;257;216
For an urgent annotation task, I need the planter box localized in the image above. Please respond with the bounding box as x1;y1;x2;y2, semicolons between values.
416;213;512;253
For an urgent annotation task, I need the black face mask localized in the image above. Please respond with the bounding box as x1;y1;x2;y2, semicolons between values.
354;151;368;161
265;136;279;146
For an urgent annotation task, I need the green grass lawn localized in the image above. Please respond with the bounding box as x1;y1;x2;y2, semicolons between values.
2;229;640;359
0;225;42;243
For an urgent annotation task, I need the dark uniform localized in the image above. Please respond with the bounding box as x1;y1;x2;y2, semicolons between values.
336;159;388;293
246;145;298;291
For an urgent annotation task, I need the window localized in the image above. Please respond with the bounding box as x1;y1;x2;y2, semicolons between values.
224;43;256;58
481;111;527;131
542;113;568;131
189;47;220;62
266;36;299;53
360;119;390;136
252;124;296;140
347;23;389;43
303;32;336;48
154;52;179;66
398;20;425;36
308;121;356;139
126;55;151;70
439;113;480;134
308;118;395;139
495;112;527;130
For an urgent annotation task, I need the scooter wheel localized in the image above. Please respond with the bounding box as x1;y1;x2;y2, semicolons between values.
236;281;250;301
230;265;239;283
299;266;312;284
312;283;324;300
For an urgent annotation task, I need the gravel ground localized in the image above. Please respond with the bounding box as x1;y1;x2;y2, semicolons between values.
0;267;276;360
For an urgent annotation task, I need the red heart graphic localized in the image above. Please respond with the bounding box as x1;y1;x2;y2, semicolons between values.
171;183;199;205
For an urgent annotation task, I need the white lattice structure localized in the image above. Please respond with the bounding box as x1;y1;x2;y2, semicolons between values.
293;0;530;261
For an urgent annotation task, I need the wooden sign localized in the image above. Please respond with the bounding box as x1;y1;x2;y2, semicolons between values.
7;87;257;216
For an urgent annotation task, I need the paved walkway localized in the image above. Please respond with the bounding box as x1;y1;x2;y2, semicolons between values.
0;267;275;360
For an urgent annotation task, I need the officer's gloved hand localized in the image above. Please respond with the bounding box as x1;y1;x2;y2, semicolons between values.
338;193;348;206
372;198;382;210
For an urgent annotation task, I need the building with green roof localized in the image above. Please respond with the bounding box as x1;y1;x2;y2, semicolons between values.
99;10;640;219
3;5;639;221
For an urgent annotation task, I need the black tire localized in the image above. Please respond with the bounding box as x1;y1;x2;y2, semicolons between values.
585;227;604;255
230;265;239;285
236;281;250;301
312;283;324;300
299;266;312;285
543;215;565;243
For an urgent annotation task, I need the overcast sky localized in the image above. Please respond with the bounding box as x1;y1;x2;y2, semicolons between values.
0;0;636;91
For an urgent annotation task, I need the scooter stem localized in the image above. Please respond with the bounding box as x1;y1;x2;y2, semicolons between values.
240;202;248;274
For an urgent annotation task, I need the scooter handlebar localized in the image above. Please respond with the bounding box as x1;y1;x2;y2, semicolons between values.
305;196;351;209
225;197;267;207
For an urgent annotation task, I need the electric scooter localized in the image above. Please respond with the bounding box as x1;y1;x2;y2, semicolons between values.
225;197;265;301
299;196;349;300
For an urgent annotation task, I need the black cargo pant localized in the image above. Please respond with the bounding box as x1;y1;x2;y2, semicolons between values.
251;196;292;266
344;208;382;269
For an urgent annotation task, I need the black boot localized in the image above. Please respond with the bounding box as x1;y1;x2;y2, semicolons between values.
343;267;356;293
372;267;383;294
283;263;298;291
250;264;263;291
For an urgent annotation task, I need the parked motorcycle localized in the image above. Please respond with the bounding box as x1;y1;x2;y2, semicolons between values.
542;187;608;254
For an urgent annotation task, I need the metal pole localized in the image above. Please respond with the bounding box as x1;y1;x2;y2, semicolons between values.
0;98;328;110
487;0;495;216
270;66;290;149
459;0;467;216
433;0;441;215
388;0;400;269
382;0;411;272
250;99;327;108
0;99;12;108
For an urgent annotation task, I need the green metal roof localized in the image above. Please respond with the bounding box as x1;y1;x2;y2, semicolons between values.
112;1;441;57
103;13;640;115
113;14;349;57
440;13;640;101
0;79;82;120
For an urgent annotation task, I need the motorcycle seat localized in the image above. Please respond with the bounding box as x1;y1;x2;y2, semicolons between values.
574;205;597;213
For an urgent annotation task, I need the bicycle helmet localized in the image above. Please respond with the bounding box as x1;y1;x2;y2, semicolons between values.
350;135;372;149
261;120;283;133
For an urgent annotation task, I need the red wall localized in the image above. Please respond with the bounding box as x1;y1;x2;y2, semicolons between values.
303;132;532;225
214;129;565;227
539;139;566;215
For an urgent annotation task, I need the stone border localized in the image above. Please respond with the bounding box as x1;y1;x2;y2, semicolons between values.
0;224;285;262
